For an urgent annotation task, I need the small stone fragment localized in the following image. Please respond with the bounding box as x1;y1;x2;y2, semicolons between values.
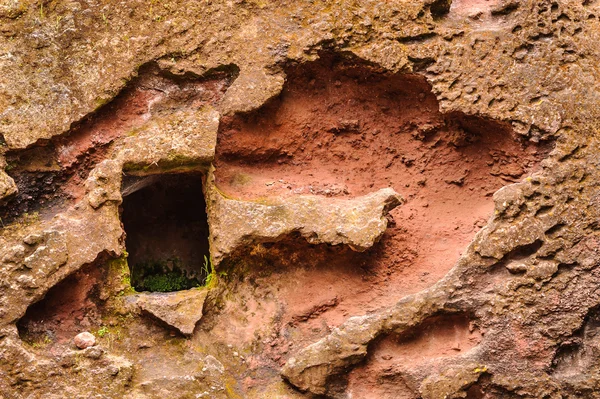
82;346;104;359
0;170;17;201
2;245;25;263
74;332;96;349
136;288;209;336
84;160;123;209
23;233;43;246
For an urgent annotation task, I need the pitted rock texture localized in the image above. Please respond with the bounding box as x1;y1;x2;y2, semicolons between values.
1;0;600;398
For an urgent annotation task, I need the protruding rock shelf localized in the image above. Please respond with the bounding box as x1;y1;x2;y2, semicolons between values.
207;168;404;264
134;289;209;336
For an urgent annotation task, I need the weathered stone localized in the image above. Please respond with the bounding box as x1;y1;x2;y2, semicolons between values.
84;159;123;209
203;355;225;375
1;244;25;264
281;314;384;395
116;107;220;173
1;198;123;325
419;364;486;399
137;375;227;399
74;331;96;349
2;0;600;398
22;230;68;273
133;354;227;399
0;170;17;201
220;69;285;115
136;288;208;336
207;170;403;264
23;233;43;246
81;345;104;359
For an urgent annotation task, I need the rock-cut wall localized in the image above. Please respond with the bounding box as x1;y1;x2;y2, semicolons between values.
1;0;600;398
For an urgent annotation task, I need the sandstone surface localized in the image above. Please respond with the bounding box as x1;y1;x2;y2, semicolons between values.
1;0;600;398
135;289;209;336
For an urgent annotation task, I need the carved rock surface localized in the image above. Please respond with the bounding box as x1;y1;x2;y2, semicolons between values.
116;107;220;173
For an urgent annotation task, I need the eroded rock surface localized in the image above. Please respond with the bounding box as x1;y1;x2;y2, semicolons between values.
0;170;17;201
207;170;403;263
1;0;600;398
135;289;208;336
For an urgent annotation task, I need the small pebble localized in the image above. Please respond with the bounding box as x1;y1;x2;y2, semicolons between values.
74;332;96;349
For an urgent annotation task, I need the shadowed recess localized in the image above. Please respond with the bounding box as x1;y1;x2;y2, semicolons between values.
16;254;111;346
121;173;210;292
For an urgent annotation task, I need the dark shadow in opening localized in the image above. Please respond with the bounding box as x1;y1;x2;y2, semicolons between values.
121;173;210;292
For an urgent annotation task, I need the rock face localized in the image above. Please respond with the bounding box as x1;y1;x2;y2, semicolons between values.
2;0;600;398
135;289;208;336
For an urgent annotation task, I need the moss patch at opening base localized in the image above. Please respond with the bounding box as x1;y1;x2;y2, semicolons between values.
132;258;203;292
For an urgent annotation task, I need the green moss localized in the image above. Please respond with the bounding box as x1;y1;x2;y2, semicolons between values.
107;252;136;295
97;326;109;337
93;95;112;110
23;332;53;349
164;151;204;168
22;211;40;224
1;211;41;236
95;325;124;351
132;258;203;292
224;377;244;399
202;254;219;289
139;270;200;292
